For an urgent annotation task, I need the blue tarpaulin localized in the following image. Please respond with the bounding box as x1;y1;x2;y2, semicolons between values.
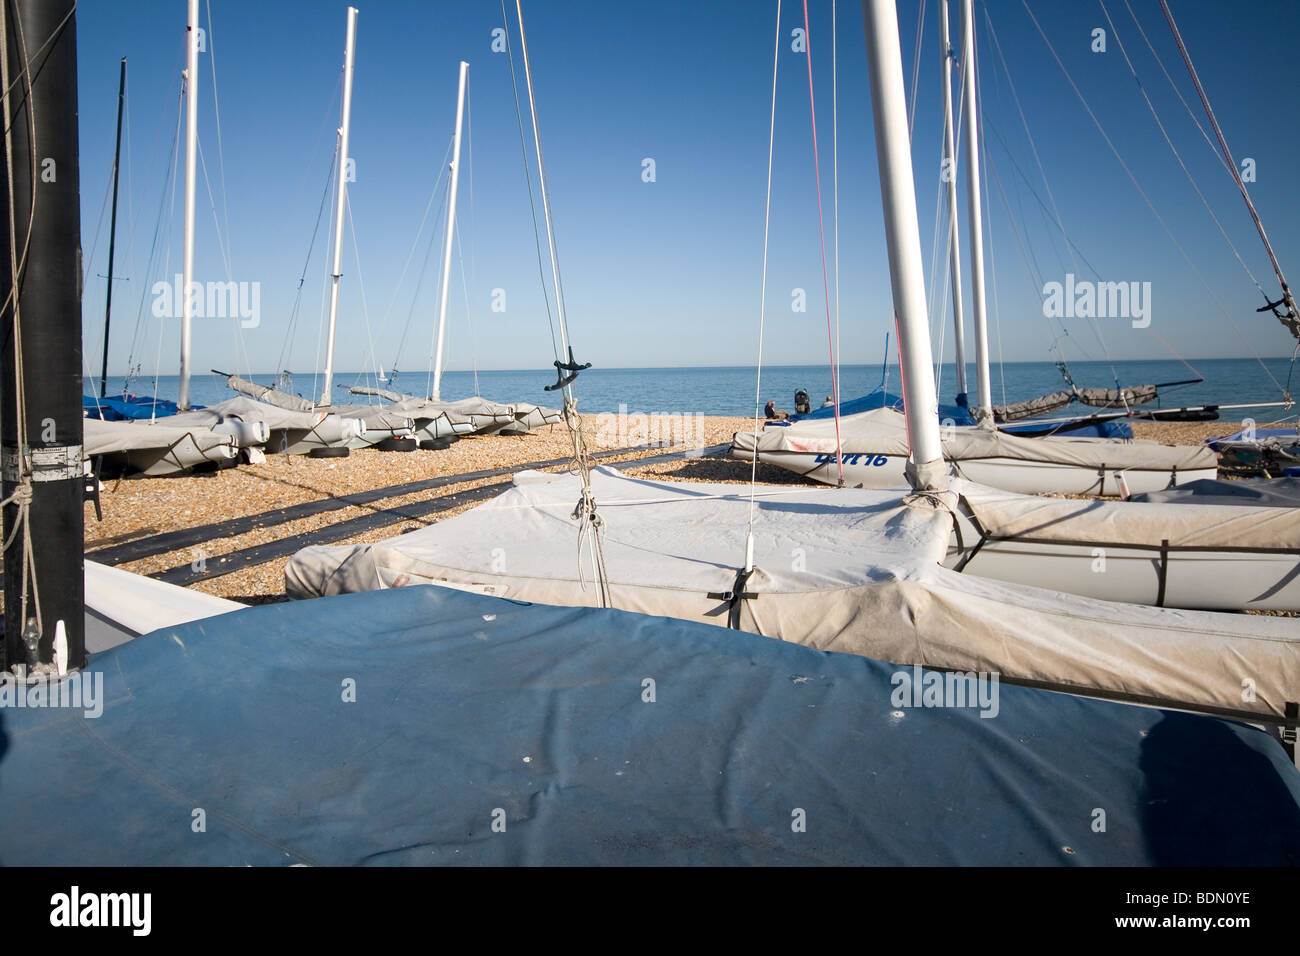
1;585;1296;865
83;394;194;421
793;389;1132;438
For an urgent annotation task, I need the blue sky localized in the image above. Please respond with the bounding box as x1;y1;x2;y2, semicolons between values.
76;0;1300;382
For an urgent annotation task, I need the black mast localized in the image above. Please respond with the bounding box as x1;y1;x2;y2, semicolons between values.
0;0;85;672
99;56;125;399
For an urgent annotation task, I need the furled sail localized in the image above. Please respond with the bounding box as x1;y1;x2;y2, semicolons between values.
222;373;316;413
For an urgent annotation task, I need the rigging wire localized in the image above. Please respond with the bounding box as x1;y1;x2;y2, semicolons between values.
745;0;783;566
1156;0;1297;339
511;0;609;607
1019;0;1290;398
800;0;843;485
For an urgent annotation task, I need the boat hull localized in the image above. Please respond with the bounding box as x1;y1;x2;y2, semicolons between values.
731;446;1217;495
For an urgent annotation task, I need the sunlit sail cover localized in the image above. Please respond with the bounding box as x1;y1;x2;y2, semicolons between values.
287;467;1299;723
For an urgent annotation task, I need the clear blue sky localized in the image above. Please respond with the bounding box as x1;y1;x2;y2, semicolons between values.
75;0;1300;381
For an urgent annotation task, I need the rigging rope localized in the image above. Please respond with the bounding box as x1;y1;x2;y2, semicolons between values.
800;0;843;484
511;0;609;608
1019;0;1289;398
1157;0;1297;339
745;0;782;569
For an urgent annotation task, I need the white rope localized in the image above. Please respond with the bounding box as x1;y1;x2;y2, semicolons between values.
513;0;609;607
744;0;782;569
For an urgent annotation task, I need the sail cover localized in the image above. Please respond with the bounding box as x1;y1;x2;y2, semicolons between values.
993;390;1074;422
1;584;1295;865
286;466;1299;723
734;407;1217;474
223;374;317;413
83;417;238;476
1075;384;1160;408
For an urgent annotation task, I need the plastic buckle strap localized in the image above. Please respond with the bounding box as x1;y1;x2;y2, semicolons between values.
707;566;759;630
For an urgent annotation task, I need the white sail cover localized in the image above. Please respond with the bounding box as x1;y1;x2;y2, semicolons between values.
286;466;1300;723
955;478;1300;551
735;406;1216;473
223;374;317;413
166;396;333;433
84;416;238;475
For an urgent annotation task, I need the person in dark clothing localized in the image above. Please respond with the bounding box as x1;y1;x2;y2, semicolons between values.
765;400;789;420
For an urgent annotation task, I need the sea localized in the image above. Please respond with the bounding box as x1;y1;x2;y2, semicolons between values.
95;357;1299;427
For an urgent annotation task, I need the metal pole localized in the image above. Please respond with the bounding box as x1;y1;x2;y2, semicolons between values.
0;0;86;670
99;57;125;399
320;6;358;407
861;0;946;491
938;0;967;403
960;0;992;420
431;60;468;403
177;0;198;410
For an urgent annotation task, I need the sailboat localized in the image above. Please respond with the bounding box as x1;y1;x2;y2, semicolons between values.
732;0;1228;496
6;0;1298;868
344;59;561;442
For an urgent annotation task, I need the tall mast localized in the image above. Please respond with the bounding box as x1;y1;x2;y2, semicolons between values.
432;60;468;403
860;0;946;492
0;0;86;671
938;1;967;404
320;5;358;407
959;0;992;420
99;57;126;399
177;0;199;411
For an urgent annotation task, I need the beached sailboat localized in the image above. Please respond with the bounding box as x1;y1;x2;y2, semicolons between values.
344;60;561;441
5;0;1299;869
288;0;1300;733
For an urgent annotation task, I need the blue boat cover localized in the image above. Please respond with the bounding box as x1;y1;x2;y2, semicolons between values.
1130;477;1300;507
1;585;1297;865
794;389;1132;438
83;394;196;421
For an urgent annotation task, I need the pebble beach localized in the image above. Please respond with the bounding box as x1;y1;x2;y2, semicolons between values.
71;415;1240;606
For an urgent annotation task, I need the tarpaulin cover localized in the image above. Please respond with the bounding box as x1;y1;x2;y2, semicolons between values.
286;467;1300;722
793;388;977;425
796;389;1130;437
224;374;317;413
1130;477;1300;508
738;407;1216;474
83;394;191;421
1;585;1296;865
83;417;238;476
956;477;1300;549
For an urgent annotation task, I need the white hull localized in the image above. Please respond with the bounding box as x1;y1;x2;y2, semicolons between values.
946;515;1300;611
733;446;1216;496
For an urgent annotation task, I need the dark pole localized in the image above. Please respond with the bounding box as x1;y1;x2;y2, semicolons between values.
99;56;124;399
0;0;85;672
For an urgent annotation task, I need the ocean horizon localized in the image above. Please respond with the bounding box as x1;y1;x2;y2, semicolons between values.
90;356;1299;426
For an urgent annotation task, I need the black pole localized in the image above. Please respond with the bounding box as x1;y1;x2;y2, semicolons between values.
0;0;85;672
99;56;125;399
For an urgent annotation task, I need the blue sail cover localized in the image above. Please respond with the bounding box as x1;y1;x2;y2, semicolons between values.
791;389;1132;438
83;394;194;421
0;585;1296;865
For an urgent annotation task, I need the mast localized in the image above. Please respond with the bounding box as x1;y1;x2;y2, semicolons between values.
431;60;468;403
99;57;126;399
319;5;358;407
177;0;199;411
959;0;992;420
938;0;967;404
860;0;946;492
0;0;86;671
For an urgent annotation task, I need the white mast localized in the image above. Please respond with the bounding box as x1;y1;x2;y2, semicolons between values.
177;0;199;411
432;60;468;403
861;0;946;491
960;0;992;420
939;0;968;402
319;5;358;407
